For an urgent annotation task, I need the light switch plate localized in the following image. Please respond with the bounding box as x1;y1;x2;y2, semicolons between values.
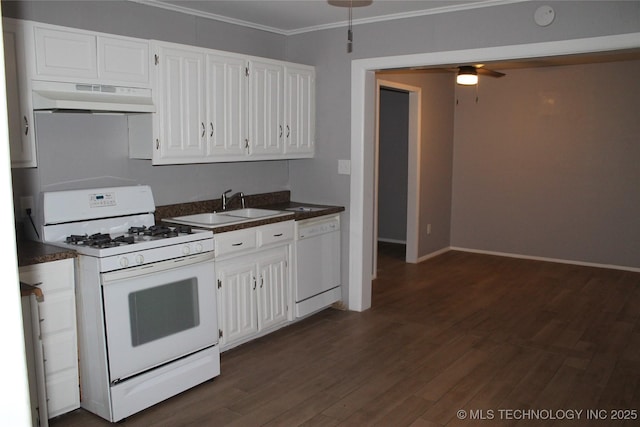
338;159;351;175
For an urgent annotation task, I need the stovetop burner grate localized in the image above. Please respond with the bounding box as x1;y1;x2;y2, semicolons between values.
64;226;194;249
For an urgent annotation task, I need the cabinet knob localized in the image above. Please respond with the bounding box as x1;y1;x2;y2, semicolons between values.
210;122;214;138
23;116;29;135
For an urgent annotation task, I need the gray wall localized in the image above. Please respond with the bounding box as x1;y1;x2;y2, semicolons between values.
451;59;640;268
377;88;408;243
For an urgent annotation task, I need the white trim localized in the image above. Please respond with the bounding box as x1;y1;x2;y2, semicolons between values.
128;0;528;36
416;247;450;264
451;247;640;273
349;32;640;312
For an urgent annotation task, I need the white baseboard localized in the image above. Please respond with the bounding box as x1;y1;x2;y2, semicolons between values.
413;247;450;264
450;246;640;273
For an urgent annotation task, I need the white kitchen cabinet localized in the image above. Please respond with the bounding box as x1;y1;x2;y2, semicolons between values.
215;221;293;350
152;43;207;162
206;52;248;157
216;246;289;350
284;64;315;156
248;59;284;157
3;19;37;168
34;26;97;80
19;258;79;419
4;18;151;168
216;257;259;347
256;248;289;331
31;24;150;86
132;39;315;164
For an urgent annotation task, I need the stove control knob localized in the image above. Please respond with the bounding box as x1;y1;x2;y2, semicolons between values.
194;243;203;253
182;245;191;255
120;257;129;268
135;254;144;265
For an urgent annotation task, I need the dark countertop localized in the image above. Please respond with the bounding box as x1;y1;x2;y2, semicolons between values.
16;191;345;265
156;191;344;234
17;240;76;267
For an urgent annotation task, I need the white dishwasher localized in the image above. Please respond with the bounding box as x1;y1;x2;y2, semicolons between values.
294;214;342;318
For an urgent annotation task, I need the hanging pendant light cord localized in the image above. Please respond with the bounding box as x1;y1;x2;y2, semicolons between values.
347;0;353;53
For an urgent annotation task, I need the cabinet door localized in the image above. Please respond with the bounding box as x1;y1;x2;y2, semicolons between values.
249;60;284;156
285;65;315;156
216;259;258;348
154;45;206;162
19;259;79;418
3;22;37;168
34;26;97;80
257;247;289;331
206;53;248;157
98;36;149;85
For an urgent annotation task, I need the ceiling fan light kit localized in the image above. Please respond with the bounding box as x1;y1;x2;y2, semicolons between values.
457;66;478;85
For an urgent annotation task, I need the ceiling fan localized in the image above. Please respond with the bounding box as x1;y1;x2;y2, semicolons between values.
455;65;506;85
379;64;506;85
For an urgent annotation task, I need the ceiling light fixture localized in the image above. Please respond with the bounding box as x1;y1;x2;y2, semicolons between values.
456;66;478;85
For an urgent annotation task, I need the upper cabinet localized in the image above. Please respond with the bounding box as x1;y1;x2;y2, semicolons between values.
32;26;150;86
3;20;36;168
284;65;315;156
3;18;151;168
3;18;314;167
249;59;284;158
151;43;207;162
132;40;315;165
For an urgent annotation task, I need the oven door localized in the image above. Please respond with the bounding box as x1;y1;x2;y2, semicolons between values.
101;252;217;383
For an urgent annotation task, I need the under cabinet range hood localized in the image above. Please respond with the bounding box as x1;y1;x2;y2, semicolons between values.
31;80;155;113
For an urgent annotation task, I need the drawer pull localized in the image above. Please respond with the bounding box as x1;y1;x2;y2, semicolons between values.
231;242;244;247
273;233;283;237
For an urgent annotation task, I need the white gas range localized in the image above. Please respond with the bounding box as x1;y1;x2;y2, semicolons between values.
41;185;220;422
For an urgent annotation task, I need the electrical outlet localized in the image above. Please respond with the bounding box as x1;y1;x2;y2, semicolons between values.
427;223;432;235
20;196;34;215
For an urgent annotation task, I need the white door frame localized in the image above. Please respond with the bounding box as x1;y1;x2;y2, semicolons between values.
348;32;640;312
373;79;421;279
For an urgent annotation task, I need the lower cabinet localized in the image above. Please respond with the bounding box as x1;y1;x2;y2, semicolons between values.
216;246;289;350
19;258;80;419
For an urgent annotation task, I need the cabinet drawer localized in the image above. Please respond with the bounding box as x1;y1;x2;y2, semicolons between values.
38;294;76;336
42;331;78;375
19;259;74;294
45;370;80;418
258;221;294;247
215;229;257;257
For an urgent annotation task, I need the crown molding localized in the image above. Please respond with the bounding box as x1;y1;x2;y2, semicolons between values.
127;0;529;36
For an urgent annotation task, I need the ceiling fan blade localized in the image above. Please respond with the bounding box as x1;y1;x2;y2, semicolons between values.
477;68;506;78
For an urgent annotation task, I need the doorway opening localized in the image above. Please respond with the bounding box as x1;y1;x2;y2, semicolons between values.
373;80;421;279
348;32;640;312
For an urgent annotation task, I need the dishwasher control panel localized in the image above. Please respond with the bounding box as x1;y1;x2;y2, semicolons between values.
296;215;340;240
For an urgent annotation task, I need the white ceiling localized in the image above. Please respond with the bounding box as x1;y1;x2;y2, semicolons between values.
130;0;517;35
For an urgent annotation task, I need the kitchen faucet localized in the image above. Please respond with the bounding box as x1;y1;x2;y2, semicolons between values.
221;189;245;211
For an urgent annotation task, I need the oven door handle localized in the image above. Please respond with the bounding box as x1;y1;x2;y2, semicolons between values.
102;252;215;284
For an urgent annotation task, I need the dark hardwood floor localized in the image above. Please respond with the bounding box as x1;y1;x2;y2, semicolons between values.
52;246;640;426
